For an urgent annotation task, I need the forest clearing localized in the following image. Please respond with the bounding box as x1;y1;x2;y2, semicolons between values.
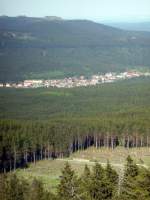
14;147;150;192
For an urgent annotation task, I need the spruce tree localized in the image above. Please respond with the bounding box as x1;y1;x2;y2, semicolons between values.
120;156;139;200
57;162;82;200
80;164;91;200
29;178;46;200
90;162;113;200
105;161;119;198
125;156;138;177
4;173;25;200
0;174;7;200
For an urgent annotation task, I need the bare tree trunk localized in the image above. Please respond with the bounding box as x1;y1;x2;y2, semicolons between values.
78;139;80;152
127;136;130;149
41;145;43;160
87;137;88;148
95;135;98;149
9;159;12;172
111;137;114;150
13;145;16;171
24;151;26;162
131;137;134;147
33;151;36;165
48;143;50;159
44;148;47;160
74;140;77;152
147;136;149;148
140;137;143;147
107;135;109;149
136;136;138;148
123;136;126;148
88;136;91;147
81;142;83;151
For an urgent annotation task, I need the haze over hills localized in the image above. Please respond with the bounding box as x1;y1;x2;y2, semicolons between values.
106;21;150;32
0;16;150;82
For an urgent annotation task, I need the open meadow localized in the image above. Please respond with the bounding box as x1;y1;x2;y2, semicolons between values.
15;147;150;193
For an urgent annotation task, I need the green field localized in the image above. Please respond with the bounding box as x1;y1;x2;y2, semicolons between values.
15;147;150;193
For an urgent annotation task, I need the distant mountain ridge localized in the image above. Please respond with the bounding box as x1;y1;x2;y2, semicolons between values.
0;16;150;82
107;21;150;32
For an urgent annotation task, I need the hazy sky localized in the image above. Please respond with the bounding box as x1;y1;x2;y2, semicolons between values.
1;0;150;22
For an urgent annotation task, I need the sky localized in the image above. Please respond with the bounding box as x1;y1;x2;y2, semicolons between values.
0;0;150;22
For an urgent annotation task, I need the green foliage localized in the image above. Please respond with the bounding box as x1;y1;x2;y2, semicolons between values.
120;157;150;200
105;161;118;185
0;17;150;81
89;162;115;200
29;178;47;200
2;160;150;200
57;162;82;200
125;156;139;177
80;165;91;200
1;77;150;122
1;78;150;172
1;173;29;200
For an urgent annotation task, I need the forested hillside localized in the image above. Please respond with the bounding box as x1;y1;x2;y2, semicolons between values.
0;16;150;81
1;78;150;172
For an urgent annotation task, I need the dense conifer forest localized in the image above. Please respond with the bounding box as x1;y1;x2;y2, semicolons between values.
1;77;150;172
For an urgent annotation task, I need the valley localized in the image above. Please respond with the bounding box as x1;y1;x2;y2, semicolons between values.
1;70;149;88
1;14;150;200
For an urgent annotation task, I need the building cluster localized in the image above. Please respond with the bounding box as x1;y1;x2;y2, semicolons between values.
1;71;150;89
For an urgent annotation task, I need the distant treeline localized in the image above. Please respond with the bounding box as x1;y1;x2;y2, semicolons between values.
1;156;150;200
0;117;150;172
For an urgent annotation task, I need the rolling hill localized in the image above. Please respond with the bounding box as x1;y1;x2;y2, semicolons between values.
107;21;150;32
0;16;150;82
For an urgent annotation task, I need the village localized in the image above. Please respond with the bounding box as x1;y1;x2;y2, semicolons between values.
0;70;150;89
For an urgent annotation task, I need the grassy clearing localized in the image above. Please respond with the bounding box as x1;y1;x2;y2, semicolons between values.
15;147;150;193
70;147;150;166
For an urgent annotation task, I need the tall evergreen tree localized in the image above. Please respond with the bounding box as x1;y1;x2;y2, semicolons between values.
29;178;46;200
90;162;113;200
105;161;119;198
80;164;91;200
57;162;83;200
0;174;7;200
4;173;25;200
124;156;139;177
120;156;139;200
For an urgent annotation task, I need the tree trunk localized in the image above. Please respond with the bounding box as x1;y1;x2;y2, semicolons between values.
48;143;50;159
107;135;109;149
111;137;114;150
41;145;43;160
95;135;98;149
33;151;36;165
13;145;16;171
127;136;130;149
78;139;80;152
136;136;138;148
9;159;12;172
140;137;143;147
147;136;149;148
44;148;47;160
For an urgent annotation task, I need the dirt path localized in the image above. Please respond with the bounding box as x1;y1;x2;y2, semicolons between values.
57;158;148;168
